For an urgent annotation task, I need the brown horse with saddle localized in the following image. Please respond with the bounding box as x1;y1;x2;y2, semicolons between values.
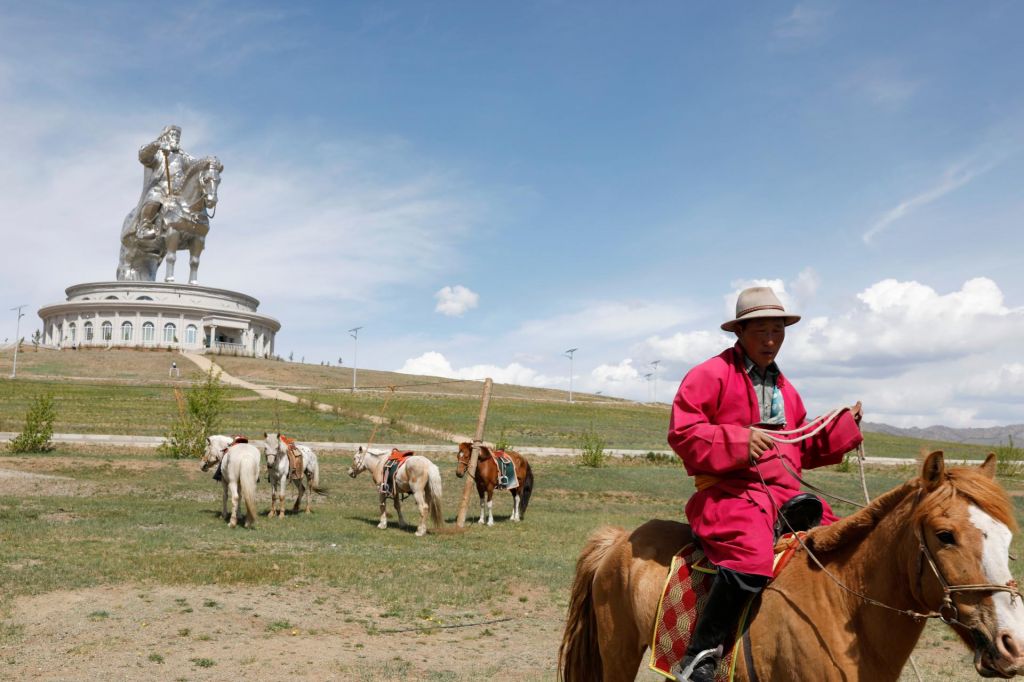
558;452;1024;681
456;443;534;526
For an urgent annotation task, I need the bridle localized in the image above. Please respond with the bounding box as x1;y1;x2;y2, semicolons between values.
752;410;1023;626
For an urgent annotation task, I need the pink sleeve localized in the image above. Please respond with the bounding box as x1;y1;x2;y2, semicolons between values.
667;370;751;476
799;411;863;469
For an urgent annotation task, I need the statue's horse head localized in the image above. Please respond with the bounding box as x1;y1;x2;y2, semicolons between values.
197;156;223;217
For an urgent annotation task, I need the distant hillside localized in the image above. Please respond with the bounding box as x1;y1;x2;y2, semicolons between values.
862;422;1024;447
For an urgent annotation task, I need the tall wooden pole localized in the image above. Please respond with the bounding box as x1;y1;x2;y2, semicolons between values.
456;378;493;528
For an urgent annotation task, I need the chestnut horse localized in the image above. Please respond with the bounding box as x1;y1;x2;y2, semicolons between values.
456;443;534;525
559;452;1024;681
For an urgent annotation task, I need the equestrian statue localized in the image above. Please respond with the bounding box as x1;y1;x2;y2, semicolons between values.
116;125;223;284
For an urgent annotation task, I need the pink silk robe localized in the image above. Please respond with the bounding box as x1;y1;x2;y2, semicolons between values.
668;344;863;576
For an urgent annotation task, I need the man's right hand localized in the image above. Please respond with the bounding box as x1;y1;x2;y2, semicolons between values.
748;428;775;464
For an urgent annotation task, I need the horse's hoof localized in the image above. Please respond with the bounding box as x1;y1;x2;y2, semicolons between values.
229;520;237;528
278;511;285;518
378;523;387;529
304;509;311;515
416;529;427;537
477;519;485;525
487;521;494;527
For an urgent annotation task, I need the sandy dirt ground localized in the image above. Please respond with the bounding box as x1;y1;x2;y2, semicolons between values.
0;583;564;682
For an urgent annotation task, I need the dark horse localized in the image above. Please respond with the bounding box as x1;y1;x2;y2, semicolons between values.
456;443;534;525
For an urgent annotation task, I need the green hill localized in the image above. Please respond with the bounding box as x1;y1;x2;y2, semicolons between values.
0;346;998;459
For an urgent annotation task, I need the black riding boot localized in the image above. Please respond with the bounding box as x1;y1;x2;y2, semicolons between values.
672;567;768;682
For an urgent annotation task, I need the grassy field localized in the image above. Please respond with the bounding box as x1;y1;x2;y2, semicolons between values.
0;347;1005;460
0;445;1019;679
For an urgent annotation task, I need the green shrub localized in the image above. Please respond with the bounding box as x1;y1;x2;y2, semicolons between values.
8;393;56;453
494;427;513;452
996;435;1024;478
159;366;226;459
577;425;607;468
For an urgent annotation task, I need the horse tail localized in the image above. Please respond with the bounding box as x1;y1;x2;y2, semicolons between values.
558;525;625;682
519;460;534;520
426;463;445;529
240;454;259;528
309;455;328;496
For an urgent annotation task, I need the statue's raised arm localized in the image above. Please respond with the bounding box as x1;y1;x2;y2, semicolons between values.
135;125;196;240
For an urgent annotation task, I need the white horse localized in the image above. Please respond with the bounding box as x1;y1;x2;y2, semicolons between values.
347;447;444;537
201;435;260;528
262;432;327;517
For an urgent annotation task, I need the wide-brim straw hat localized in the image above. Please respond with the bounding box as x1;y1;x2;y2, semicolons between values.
721;286;801;333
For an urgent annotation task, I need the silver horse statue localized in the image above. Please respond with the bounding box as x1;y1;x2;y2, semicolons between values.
116;126;223;284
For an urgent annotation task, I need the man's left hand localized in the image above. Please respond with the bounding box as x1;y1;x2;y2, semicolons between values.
850;400;863;425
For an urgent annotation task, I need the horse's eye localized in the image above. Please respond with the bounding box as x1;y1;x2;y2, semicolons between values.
936;530;956;545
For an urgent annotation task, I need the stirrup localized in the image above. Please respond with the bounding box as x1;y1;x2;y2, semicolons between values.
672;646;721;682
136;221;158;240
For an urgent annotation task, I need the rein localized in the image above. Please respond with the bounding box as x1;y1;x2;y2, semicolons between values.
751;409;1023;626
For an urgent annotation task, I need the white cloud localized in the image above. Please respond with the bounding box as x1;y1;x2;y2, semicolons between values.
591;359;642;384
643;330;734;366
397;351;557;387
434;285;479;317
774;2;835;42
516;300;691;344
790;277;1017;367
862;161;994;244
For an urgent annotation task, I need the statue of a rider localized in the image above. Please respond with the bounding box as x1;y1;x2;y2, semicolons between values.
134;125;196;239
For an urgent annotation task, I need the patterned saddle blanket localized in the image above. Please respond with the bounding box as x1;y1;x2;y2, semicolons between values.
493;450;518;490
648;533;806;681
380;450;413;495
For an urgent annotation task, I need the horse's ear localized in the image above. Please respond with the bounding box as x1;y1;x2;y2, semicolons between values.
921;450;946;490
263;432;267;438
980;453;997;479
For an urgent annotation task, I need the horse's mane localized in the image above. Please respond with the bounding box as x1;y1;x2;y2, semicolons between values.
810;462;1016;554
914;464;1017;532
182;155;223;182
809;481;916;553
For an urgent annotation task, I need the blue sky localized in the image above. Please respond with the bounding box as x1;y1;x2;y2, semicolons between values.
3;1;1024;427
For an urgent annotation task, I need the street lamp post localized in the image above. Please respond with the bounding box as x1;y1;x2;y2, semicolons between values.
650;359;660;402
564;348;578;403
349;326;362;392
643;372;653;402
10;304;26;379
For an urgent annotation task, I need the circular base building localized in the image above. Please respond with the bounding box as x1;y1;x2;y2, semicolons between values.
38;281;280;357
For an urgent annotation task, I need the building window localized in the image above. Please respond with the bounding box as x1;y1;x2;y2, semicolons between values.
101;321;112;341
84;321;94;341
185;325;198;345
68;322;77;342
142;322;155;342
105;295;119;300
121;321;133;341
163;323;176;343
137;296;153;301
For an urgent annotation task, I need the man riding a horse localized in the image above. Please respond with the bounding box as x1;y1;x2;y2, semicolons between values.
668;286;864;681
134;124;196;240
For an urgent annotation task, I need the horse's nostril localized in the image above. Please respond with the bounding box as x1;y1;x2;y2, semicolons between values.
999;632;1023;660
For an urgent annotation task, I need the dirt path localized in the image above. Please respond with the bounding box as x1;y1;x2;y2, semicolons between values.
1;583;563;681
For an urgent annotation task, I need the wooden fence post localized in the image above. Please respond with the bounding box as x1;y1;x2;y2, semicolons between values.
456;377;493;528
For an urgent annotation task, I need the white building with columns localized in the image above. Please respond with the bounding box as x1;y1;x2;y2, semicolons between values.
38;281;280;357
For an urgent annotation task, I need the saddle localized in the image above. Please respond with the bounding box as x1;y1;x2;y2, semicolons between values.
493;450;518;490
280;435;304;480
773;493;823;542
213;435;249;482
380;449;413;495
650;534;808;680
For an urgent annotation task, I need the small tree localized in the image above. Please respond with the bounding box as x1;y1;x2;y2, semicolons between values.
577;424;607;468
9;394;56;453
996;435;1024;478
159;366;227;459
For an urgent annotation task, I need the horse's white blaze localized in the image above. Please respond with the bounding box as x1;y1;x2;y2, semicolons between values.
968;504;1024;638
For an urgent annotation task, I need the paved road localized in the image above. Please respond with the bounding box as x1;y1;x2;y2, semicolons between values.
0;431;973;466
